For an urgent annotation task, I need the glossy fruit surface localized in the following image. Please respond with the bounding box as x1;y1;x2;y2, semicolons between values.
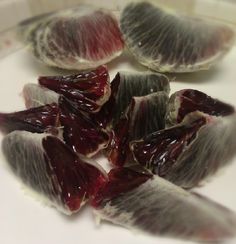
2;131;107;214
39;66;110;113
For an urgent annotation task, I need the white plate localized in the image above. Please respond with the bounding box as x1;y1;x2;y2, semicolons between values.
1;2;236;244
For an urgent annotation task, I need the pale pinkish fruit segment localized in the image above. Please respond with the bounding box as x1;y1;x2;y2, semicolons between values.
21;6;124;70
120;2;235;72
92;167;236;242
23;83;59;109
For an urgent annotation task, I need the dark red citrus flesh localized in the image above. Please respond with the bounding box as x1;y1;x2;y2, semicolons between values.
88;72;120;129
92;167;152;208
59;96;109;157
131;117;207;176
108;93;168;167
177;89;235;123
92;72;169;130
39;66;110;113
43;136;107;212
0;104;59;134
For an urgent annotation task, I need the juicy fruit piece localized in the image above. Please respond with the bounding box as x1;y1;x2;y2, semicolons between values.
0;104;59;134
23;83;59;109
131;112;236;188
120;2;235;72
131;113;206;177
108;92;168;166
91;167;152;208
5;86;110;157
20;6;124;70
2;131;107;214
59;96;110;157
166;89;235;126
92;168;236;242
39;66;110;113
109;71;170;125
87;71;170;130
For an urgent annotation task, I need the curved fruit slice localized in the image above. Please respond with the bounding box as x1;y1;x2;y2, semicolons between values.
21;6;124;70
92;167;236;242
166;89;235;126
120;2;235;72
108;92;169;166
39;66;110;113
131;112;236;188
109;71;170;126
23;83;59;109
0;104;59;134
59;96;110;157
2;131;107;214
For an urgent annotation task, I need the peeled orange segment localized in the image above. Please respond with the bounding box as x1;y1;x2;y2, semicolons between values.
108;92;169;166
120;2;235;73
59;96;110;157
109;72;170;126
0;104;59;134
166;89;235;126
92;167;236;242
38;66;111;113
2;131;107;214
21;6;124;70
131;111;236;188
23;83;59;109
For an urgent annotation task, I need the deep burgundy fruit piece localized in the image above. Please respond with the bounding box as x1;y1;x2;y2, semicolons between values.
2;131;107;213
131;115;207;176
59;96;110;157
0;103;59;134
166;89;235;126
38;65;111;113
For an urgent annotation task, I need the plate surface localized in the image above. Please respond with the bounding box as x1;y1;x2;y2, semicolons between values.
1;1;236;244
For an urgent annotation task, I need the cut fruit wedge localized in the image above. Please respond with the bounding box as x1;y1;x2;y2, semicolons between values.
131;111;236;188
166;89;235;126
92;167;236;242
0;104;59;134
120;2;235;72
108;92;168;166
23;66;111;113
2;131;107;214
38;66;111;113
20;6;124;70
